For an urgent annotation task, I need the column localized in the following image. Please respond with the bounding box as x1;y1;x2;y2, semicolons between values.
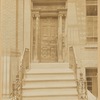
31;14;34;62
63;14;68;62
34;12;40;62
58;12;63;62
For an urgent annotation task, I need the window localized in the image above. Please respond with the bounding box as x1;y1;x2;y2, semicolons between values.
86;0;98;43
86;5;97;16
86;17;97;43
86;68;98;97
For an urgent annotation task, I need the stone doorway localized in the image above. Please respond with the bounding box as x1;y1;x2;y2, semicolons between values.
31;0;67;63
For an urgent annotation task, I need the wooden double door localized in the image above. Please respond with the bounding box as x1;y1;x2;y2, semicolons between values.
40;17;58;62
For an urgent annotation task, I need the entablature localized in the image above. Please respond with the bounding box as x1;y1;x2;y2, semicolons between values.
32;9;67;17
31;0;67;4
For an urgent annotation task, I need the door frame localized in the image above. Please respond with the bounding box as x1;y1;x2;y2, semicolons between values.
31;9;67;63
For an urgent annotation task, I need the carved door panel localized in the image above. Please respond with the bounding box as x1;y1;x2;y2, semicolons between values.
40;17;58;62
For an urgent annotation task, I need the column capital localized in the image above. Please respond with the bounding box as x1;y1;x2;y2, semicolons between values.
35;12;40;18
32;11;40;18
58;12;63;17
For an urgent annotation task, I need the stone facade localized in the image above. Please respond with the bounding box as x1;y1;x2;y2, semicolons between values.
0;0;31;98
98;0;100;99
0;0;99;99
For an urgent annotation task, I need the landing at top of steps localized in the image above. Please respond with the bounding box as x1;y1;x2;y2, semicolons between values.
30;63;69;68
26;63;73;74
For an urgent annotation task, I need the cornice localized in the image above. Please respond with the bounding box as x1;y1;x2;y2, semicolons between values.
31;0;67;4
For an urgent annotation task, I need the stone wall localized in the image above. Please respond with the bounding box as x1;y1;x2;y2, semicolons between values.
1;0;31;55
18;0;24;53
67;0;86;45
24;0;31;49
98;0;100;99
0;0;31;98
1;0;17;98
0;0;3;99
1;0;16;53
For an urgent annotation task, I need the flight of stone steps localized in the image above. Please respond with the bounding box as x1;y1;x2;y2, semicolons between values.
22;63;79;100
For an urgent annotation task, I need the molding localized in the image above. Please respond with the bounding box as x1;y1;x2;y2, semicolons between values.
32;9;67;17
10;51;21;57
32;0;67;4
84;43;98;49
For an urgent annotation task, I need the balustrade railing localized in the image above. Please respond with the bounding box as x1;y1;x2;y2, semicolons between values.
69;46;88;100
77;73;88;100
11;48;30;100
69;46;77;77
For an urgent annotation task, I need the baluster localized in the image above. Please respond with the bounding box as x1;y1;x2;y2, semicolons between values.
78;73;88;100
11;48;29;100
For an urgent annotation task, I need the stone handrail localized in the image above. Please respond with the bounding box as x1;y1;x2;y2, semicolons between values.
11;48;30;100
69;46;88;100
69;46;77;77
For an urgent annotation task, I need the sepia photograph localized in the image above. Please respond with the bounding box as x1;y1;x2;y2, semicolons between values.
0;0;100;100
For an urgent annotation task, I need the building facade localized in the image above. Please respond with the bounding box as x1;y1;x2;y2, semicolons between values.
0;0;99;100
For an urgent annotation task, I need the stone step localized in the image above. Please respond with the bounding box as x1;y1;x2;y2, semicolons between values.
26;68;73;74
30;63;69;68
25;73;75;80
22;87;77;94
22;95;78;100
22;63;78;100
24;78;75;82
23;86;77;89
22;88;78;96
23;80;77;88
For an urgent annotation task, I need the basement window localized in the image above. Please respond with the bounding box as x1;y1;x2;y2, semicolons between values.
86;68;98;97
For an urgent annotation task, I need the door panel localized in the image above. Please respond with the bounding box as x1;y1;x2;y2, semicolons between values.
40;17;58;62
